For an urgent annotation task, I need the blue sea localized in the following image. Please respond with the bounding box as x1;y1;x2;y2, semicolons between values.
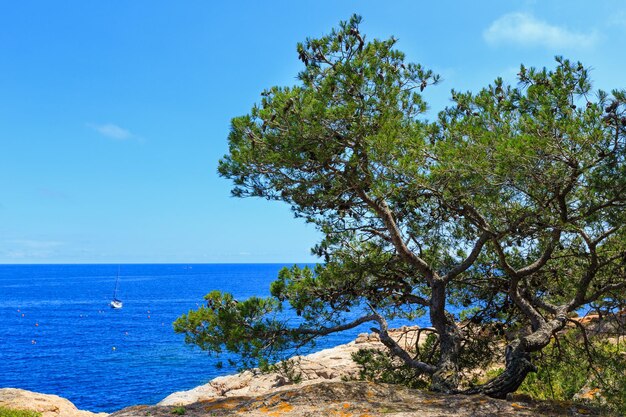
0;264;416;412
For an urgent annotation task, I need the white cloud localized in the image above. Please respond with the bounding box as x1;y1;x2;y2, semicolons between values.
484;13;598;49
87;123;134;140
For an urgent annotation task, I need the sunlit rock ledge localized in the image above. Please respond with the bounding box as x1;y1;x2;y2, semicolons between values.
0;388;108;417
121;381;605;417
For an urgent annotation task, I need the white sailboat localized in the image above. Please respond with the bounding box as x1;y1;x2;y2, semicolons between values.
110;266;123;309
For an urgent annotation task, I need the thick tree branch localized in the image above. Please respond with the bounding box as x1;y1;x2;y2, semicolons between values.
568;228;600;308
369;311;438;375
444;231;491;283
516;229;562;277
295;314;379;336
356;188;439;284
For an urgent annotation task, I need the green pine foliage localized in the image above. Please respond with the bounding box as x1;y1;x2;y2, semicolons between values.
176;14;626;399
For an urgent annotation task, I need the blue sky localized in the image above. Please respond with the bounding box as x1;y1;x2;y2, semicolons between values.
1;1;625;263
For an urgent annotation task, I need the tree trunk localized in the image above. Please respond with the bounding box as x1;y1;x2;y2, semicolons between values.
462;340;536;399
430;348;460;393
462;314;568;399
429;281;462;393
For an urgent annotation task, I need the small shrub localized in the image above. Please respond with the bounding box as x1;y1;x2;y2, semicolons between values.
260;358;303;384
0;407;41;417
517;330;626;415
468;366;504;387
171;406;186;415
352;347;430;389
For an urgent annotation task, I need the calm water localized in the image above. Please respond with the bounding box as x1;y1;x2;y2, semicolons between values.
0;264;407;412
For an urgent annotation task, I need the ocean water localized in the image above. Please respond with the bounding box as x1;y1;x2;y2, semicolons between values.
0;264;402;412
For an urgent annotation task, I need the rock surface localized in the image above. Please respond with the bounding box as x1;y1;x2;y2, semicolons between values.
113;381;605;417
159;328;424;406
0;388;108;417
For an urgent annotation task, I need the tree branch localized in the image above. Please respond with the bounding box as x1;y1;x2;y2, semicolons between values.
355;188;439;284
444;231;491;283
369;311;438;375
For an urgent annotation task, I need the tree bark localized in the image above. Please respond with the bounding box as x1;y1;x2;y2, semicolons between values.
429;281;462;393
430;345;460;393
462;340;536;399
462;314;568;399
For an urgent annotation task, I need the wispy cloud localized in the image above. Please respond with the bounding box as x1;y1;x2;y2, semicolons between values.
87;123;135;140
484;13;598;49
9;239;64;249
2;240;64;260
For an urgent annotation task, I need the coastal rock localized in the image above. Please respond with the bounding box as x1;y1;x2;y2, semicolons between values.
0;388;108;417
114;381;604;417
159;327;427;406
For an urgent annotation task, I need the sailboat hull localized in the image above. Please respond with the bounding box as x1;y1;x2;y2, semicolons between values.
111;266;123;308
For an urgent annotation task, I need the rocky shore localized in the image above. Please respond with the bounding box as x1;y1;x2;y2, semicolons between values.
0;327;609;416
0;388;107;417
114;382;603;417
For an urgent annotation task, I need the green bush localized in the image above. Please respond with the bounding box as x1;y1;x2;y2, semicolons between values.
352;347;430;389
0;407;41;417
351;333;440;389
259;358;303;384
517;330;626;415
170;405;186;415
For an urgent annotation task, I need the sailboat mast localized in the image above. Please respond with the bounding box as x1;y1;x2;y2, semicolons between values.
113;265;120;299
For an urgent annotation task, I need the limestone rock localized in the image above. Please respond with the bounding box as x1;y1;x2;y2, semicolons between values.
0;388;107;417
114;381;605;417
